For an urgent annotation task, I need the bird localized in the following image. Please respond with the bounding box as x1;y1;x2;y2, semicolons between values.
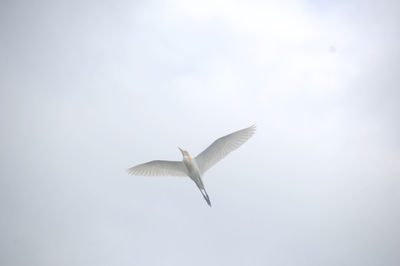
127;125;256;206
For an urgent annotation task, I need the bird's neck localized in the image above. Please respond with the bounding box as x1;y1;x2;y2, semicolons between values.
183;155;193;162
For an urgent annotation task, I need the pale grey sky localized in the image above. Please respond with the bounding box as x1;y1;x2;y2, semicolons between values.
1;0;399;265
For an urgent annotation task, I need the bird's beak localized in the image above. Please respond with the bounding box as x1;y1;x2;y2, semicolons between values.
178;147;187;155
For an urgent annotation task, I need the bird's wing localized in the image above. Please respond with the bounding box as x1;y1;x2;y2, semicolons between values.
127;160;187;176
195;125;256;174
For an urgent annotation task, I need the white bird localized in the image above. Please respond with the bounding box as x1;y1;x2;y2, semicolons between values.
127;125;256;206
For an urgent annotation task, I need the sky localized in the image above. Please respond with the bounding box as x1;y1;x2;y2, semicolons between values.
1;0;399;265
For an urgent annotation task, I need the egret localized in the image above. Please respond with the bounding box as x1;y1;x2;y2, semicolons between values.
127;125;256;206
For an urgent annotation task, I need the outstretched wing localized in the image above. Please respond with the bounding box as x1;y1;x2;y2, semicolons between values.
195;125;256;174
127;160;188;176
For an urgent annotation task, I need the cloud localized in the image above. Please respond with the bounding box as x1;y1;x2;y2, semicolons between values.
0;0;399;266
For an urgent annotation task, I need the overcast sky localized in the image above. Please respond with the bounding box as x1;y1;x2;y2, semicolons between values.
1;0;399;265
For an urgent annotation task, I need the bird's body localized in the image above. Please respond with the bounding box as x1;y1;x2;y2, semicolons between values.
182;154;201;187
181;151;211;205
127;125;256;206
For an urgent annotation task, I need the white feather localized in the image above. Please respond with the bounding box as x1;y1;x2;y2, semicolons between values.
195;125;256;174
127;160;187;176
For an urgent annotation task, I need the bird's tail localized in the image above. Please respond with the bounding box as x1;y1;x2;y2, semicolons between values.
199;188;212;207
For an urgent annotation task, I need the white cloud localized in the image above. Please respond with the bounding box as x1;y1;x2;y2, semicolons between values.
1;0;399;266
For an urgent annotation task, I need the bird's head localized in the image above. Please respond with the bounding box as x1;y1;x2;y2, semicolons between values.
178;147;190;158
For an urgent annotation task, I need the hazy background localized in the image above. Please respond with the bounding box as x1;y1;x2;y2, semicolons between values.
1;0;399;265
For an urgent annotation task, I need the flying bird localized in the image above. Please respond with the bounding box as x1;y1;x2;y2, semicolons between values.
127;125;256;206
